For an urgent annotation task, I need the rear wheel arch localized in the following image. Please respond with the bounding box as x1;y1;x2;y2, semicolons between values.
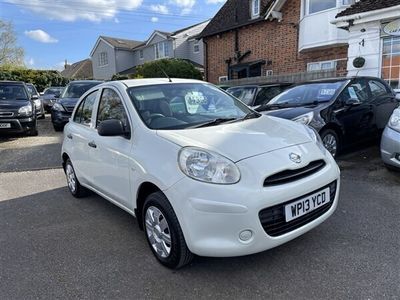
135;182;163;230
62;152;70;171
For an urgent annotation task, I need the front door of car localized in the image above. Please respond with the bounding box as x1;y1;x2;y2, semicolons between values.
334;78;374;141
88;87;133;209
367;79;398;129
67;90;99;185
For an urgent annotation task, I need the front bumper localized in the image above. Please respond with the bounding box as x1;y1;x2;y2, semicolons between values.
165;144;340;257
0;117;36;134
51;110;71;127
381;126;400;169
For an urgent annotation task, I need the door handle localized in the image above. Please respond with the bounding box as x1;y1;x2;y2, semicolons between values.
88;141;97;148
67;133;73;139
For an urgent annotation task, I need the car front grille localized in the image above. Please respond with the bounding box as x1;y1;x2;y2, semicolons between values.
259;181;337;237
263;160;326;186
0;112;14;118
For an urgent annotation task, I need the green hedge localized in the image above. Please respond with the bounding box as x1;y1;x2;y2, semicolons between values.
0;67;69;91
135;59;203;80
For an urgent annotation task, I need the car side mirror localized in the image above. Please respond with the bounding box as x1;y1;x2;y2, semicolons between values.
345;98;361;106
31;95;39;100
98;119;130;138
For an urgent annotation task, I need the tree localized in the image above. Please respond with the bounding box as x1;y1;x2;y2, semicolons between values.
135;59;203;80
0;20;24;66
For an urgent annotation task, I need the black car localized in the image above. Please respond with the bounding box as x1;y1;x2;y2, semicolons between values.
51;80;102;131
226;83;293;108
0;81;38;136
42;86;64;113
259;77;399;157
26;83;45;119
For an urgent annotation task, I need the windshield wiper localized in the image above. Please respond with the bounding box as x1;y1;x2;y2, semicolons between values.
189;117;238;128
256;102;289;112
235;111;261;121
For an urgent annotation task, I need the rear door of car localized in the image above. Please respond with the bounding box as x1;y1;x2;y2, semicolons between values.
367;78;398;129
65;90;99;185
87;86;133;209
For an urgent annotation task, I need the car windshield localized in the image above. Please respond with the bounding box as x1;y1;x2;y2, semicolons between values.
0;84;29;101
127;83;254;130
268;81;346;107
26;84;38;96
44;87;63;96
226;87;257;105
61;82;100;98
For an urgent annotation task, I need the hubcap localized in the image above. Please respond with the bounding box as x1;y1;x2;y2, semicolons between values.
66;164;77;193
145;206;171;258
322;133;337;157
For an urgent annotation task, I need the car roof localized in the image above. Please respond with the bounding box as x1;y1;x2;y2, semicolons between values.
227;82;293;89
117;78;205;88
298;76;386;85
67;80;103;85
0;80;25;85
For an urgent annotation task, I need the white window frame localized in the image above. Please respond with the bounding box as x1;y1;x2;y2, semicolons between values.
307;60;337;72
251;0;260;19
193;41;200;53
139;49;144;60
154;42;169;60
303;0;337;16
265;69;273;77
98;52;108;67
219;76;228;83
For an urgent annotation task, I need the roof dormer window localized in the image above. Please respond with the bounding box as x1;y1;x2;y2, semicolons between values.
251;0;260;19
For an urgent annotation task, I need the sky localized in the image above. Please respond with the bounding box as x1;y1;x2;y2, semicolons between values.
0;0;226;70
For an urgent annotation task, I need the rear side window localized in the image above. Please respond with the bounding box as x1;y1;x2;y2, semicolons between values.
97;88;129;129
368;80;389;97
73;90;97;126
254;86;288;106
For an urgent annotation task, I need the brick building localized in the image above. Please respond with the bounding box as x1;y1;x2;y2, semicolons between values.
199;0;355;84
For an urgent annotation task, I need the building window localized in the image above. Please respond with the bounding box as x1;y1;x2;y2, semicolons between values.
265;69;273;76
342;0;356;6
307;60;336;71
381;36;400;89
193;41;200;53
139;50;144;60
219;76;228;83
154;42;169;59
304;0;336;15
251;0;260;19
99;52;108;66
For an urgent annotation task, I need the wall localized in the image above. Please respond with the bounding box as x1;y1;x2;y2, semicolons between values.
134;34;174;66
204;0;348;83
115;49;136;73
91;40;116;80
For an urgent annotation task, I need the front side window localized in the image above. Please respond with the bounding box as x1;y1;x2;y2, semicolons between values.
269;81;346;107
226;87;257;105
80;91;98;126
127;83;253;130
339;79;369;103
254;86;291;106
368;80;389;97
251;0;260;18
305;0;336;15
99;52;108;66
26;84;38;96
97;88;129;129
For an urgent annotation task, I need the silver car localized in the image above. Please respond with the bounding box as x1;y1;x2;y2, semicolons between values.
381;107;400;170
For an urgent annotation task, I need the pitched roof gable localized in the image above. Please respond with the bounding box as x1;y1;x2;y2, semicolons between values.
61;59;93;79
336;0;400;18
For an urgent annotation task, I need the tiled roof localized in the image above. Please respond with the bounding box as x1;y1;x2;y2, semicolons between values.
199;0;273;38
336;0;400;18
100;36;143;50
61;59;93;79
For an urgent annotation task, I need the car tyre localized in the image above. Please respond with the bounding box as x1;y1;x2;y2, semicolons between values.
27;120;38;136
320;129;340;158
143;192;193;269
53;124;64;132
384;163;399;172
38;114;45;120
65;159;89;198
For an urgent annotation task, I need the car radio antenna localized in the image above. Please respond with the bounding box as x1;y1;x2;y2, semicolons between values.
156;62;172;83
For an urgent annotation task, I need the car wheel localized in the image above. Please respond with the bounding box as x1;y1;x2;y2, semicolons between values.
65;159;89;198
27;120;38;136
39;114;45;120
53;124;64;132
320;129;340;158
384;163;399;172
143;192;193;269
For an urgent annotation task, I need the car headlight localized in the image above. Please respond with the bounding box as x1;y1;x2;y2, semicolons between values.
34;99;41;108
52;102;66;112
178;147;241;184
388;109;400;132
304;125;326;155
18;105;33;116
293;112;314;125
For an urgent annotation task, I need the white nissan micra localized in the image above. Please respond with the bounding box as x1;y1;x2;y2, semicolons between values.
62;79;340;268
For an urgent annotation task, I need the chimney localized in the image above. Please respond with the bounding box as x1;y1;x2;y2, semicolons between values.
64;59;68;69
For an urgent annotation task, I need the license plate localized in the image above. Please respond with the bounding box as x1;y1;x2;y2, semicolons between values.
0;123;11;128
285;187;330;222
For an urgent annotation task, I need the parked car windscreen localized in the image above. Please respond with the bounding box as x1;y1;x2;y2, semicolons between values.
0;84;29;101
128;83;253;130
44;87;63;96
226;87;257;105
268;81;347;107
61;82;100;99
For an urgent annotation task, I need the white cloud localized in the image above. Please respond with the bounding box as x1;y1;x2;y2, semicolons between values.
150;4;169;14
6;0;143;22
169;0;195;14
24;30;58;43
206;0;225;3
151;17;159;22
114;17;120;23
